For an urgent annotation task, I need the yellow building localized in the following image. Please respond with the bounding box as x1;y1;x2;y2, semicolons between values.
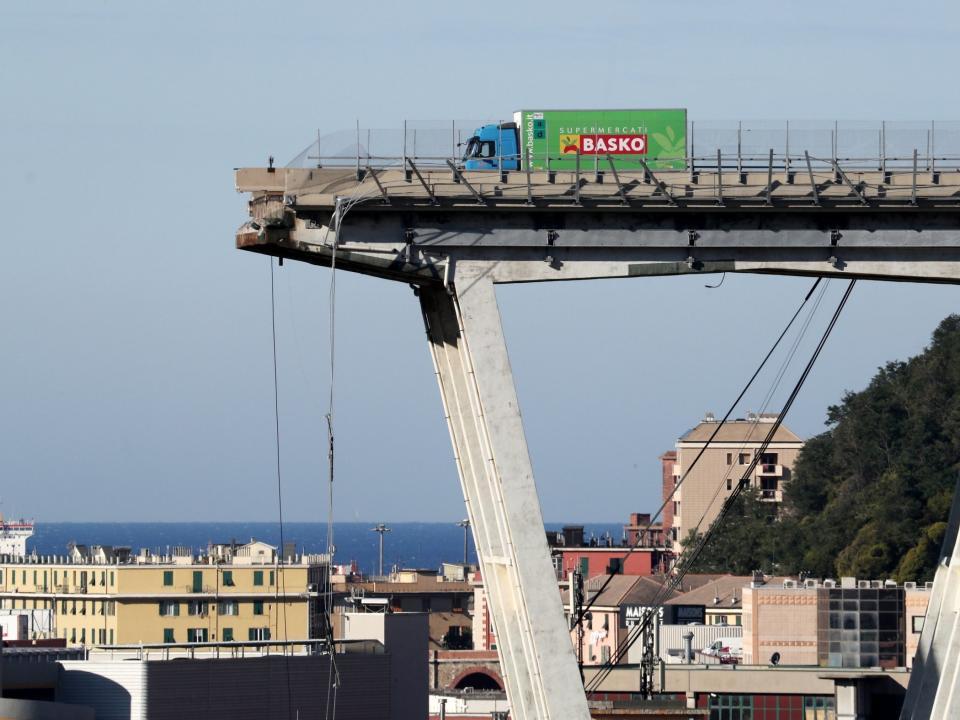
0;541;328;647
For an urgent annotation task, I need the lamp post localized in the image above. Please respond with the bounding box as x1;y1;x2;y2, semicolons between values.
371;523;391;576
456;518;470;564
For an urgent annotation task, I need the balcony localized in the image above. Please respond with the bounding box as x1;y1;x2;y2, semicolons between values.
760;489;782;501
758;464;783;477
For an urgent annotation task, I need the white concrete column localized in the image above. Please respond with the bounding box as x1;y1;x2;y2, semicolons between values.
419;269;590;720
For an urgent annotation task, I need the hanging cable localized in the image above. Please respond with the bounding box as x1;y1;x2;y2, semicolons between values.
269;258;294;719
323;198;344;720
586;279;856;693
573;277;822;628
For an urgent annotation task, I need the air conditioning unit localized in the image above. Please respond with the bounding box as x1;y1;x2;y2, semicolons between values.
904;582;917;590
871;581;883;589
783;580;796;589
823;579;836;588
884;580;897;588
805;579;818;588
858;580;870;589
925;582;934;590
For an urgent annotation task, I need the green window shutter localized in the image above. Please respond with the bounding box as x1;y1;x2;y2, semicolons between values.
173;602;180;617
254;571;263;586
164;628;174;643
248;628;256;641
192;571;203;593
264;628;271;641
253;600;264;615
223;628;233;642
578;557;589;576
269;571;275;586
223;571;233;586
163;571;173;586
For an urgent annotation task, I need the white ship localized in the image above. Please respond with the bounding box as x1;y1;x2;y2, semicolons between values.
0;516;34;557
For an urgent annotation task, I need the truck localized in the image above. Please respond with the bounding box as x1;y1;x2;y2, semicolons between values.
701;636;743;664
461;109;687;172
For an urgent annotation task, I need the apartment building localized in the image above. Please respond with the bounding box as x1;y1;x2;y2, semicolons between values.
0;540;328;647
665;413;804;543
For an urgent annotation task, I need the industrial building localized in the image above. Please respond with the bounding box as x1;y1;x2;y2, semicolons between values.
0;540;328;647
743;576;930;669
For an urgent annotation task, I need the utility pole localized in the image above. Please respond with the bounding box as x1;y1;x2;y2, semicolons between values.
457;518;471;564
371;523;391;576
570;569;585;683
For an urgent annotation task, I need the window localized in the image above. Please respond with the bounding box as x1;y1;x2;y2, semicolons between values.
218;600;239;616
726;478;732;491
109;629;114;645
578;558;589;577
159;600;180;617
726;453;732;465
61;600;67;614
269;570;275;586
739;453;750;465
192;571;203;593
222;570;234;586
708;694;753;720
761;453;779;465
70;629;76;644
601;645;611;663
163;571;173;587
478;140;496;158
187;600;206;616
253;571;264;586
187;628;208;643
163;628;175;643
253;600;264;615
222;628;234;642
80;629;86;644
802;696;836;720
110;572;114;587
607;558;623;574
248;627;271;641
913;616;925;634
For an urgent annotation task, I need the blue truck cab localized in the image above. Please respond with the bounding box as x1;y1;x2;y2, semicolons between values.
462;122;520;170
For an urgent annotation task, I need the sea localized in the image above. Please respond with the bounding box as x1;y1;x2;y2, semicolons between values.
27;522;624;575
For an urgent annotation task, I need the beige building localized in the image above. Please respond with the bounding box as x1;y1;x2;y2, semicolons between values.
0;540;328;647
667;413;804;543
743;577;930;669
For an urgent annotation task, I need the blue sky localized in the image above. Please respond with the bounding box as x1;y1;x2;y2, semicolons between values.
2;1;959;521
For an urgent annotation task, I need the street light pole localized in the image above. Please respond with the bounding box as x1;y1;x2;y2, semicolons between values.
456;518;470;564
371;523;391;576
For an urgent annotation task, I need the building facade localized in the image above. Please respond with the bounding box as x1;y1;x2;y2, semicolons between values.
743;578;930;669
0;541;328;647
666;413;804;543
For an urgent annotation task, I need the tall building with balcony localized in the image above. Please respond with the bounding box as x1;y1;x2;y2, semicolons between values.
0;540;329;647
664;413;804;544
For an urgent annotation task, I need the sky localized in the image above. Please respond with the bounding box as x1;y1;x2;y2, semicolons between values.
2;1;959;522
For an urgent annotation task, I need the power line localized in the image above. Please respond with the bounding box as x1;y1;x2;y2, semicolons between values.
586;279;856;694
574;277;822;628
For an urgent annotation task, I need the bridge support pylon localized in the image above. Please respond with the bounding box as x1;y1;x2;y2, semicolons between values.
900;477;960;719
419;268;591;720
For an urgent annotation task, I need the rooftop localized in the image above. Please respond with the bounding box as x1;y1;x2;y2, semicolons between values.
678;416;802;444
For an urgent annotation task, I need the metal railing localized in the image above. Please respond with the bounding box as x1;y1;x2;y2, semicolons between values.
285;120;960;173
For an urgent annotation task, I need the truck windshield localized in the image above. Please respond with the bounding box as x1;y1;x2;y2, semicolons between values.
462;137;479;161
462;138;497;160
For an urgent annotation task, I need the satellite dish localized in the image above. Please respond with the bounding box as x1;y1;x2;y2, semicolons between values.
770;652;781;666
